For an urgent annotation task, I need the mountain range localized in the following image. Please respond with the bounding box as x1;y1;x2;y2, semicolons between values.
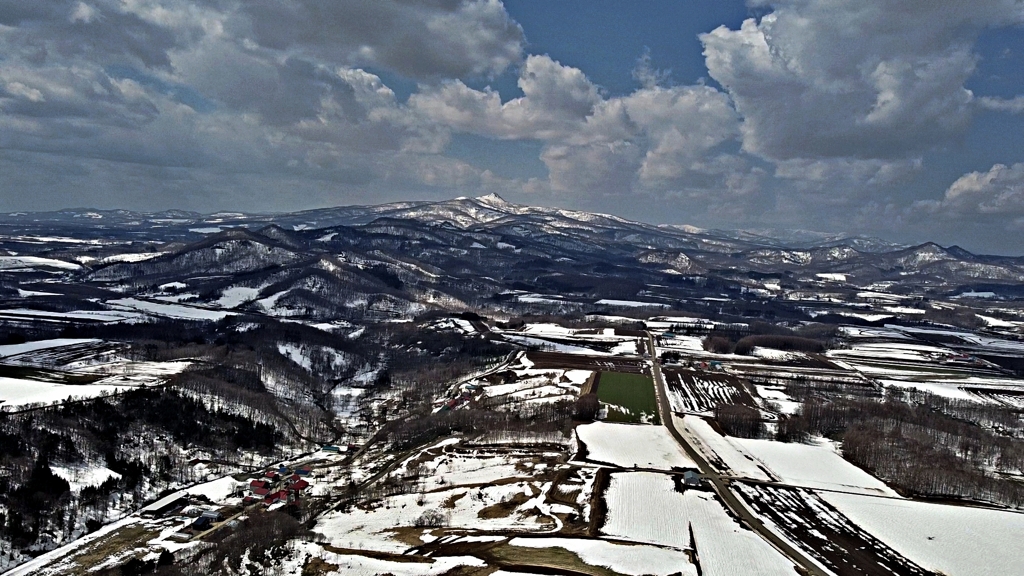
2;194;1023;324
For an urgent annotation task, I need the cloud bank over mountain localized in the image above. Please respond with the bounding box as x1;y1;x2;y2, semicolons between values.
1;0;1024;252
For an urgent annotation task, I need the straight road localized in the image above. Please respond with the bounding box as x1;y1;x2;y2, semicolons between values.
646;333;830;576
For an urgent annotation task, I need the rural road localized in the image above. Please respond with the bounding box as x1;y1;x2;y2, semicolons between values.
646;333;830;576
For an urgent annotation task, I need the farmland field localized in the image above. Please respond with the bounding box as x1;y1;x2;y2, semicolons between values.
601;472;795;576
525;351;647;373
730;437;898;496
508;537;697;576
820;490;1024;576
575;421;696;470
663;368;754;413
734;483;929;576
596;372;659;424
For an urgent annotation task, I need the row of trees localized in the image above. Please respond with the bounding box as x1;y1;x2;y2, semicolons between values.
705;334;826;355
715;404;768;438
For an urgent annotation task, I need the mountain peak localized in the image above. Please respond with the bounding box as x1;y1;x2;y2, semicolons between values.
475;193;511;207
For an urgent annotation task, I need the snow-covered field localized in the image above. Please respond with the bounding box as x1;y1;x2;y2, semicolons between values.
510;537;697;576
610;340;638;355
896;325;1024;354
215;286;262;308
838;326;912;339
316;444;566;552
501;323;642;356
280;540;487;576
754;384;801;414
99;252;164;264
51;465;122;493
657;335;705;353
575;422;696;470
0;338;102;359
821;491;1024;576
602;472;795;576
0;255;81;270
730;437;897;496
877;379;979;400
828;341;957;363
502;334;610;355
0;376;130;409
0;308;145;323
664;371;747;414
0;339;190;409
107;298;234;321
601;472;692;549
673;415;771;481
750;347;807;362
476;367;591;408
595;299;670;308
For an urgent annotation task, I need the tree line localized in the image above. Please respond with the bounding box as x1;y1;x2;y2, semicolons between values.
776;389;1024;506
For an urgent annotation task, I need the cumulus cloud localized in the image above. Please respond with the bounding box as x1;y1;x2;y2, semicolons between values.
0;0;529;205
621;85;739;186
2;0;1024;253
409;55;603;141
236;0;524;80
701;0;1024;162
922;163;1024;215
411;55;744;196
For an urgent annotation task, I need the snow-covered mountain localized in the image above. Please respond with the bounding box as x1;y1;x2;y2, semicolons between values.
3;194;1024;306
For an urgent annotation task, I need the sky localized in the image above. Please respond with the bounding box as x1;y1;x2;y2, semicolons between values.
3;1;1024;254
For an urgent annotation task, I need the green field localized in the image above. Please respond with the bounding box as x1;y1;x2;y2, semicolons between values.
596;371;659;424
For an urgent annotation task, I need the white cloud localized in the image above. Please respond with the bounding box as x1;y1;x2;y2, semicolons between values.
409;55;605;141
412;55;743;195
924;163;1024;215
701;0;1024;161
977;95;1024;113
2;0;1024;253
621;85;739;186
237;0;524;80
774;157;921;189
0;0;491;193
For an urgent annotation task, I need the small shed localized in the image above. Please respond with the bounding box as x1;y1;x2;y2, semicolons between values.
200;509;223;522
191;517;212;531
683;470;701;488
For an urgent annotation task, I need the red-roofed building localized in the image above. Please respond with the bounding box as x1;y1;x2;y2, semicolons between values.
263;490;288;506
288;479;309;492
250;480;269;490
253;487;270;496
